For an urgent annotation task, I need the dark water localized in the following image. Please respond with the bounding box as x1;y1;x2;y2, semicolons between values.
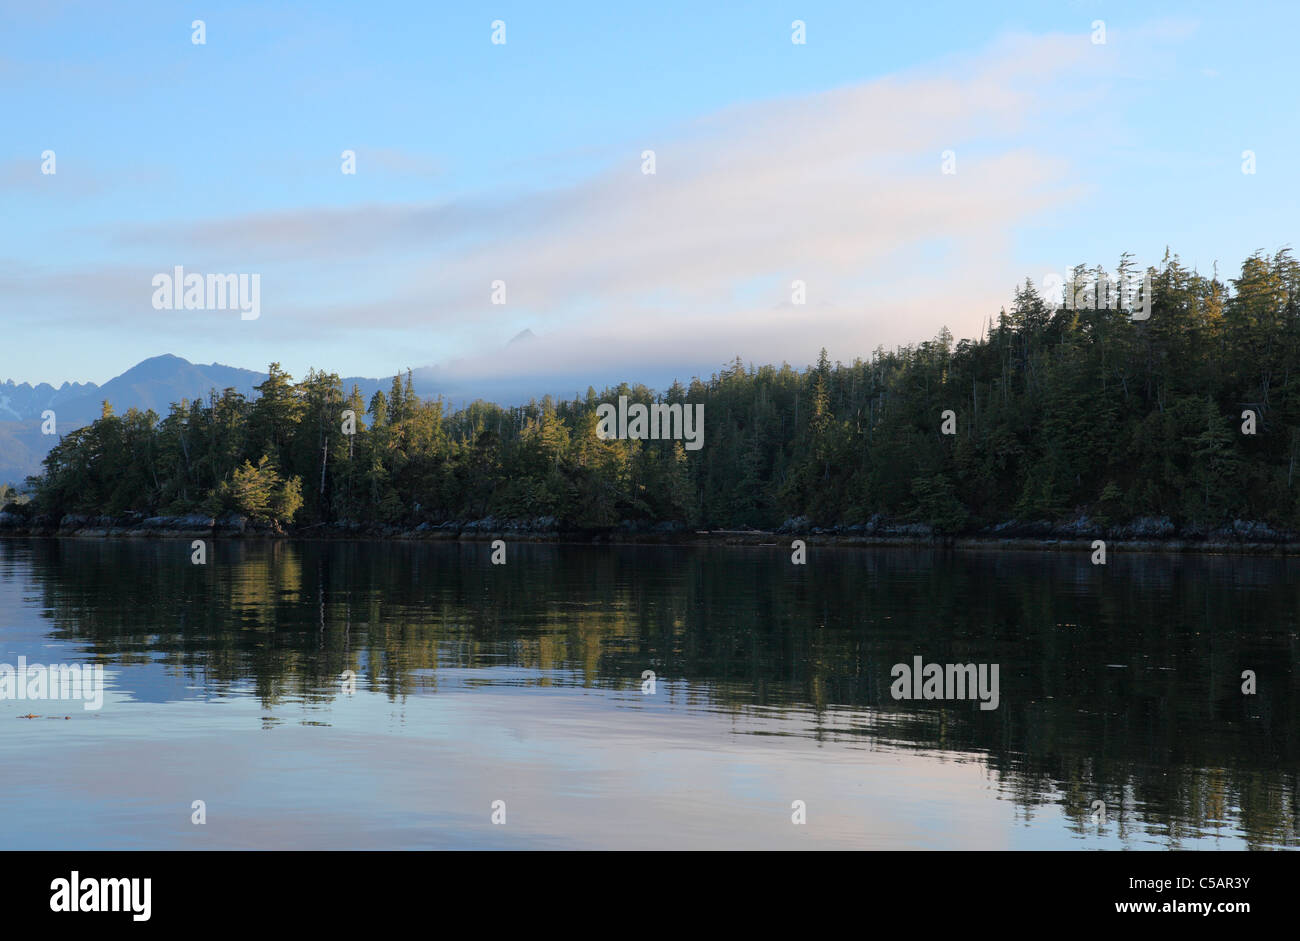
0;537;1296;849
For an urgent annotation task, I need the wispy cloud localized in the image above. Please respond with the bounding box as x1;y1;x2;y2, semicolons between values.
13;29;1142;388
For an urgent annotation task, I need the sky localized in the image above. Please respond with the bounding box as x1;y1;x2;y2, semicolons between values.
3;0;1299;400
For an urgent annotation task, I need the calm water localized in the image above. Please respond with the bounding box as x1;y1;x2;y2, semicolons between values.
0;537;1296;850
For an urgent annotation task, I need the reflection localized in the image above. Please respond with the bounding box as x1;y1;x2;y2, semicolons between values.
1;538;1297;847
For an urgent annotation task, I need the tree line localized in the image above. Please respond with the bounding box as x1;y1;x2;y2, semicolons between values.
17;248;1300;534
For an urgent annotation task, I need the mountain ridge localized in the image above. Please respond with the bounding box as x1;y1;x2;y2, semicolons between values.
0;355;424;486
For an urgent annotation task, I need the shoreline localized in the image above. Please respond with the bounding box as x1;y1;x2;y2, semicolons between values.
3;512;1300;555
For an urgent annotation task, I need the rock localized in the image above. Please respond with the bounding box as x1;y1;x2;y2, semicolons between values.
1114;516;1175;539
215;513;247;534
1054;515;1100;538
1210;519;1286;543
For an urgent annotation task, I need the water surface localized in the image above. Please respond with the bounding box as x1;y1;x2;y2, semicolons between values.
1;538;1296;849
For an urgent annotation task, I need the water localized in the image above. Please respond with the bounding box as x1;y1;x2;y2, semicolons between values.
0;538;1296;849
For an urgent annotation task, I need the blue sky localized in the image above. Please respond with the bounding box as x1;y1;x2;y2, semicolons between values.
3;0;1299;398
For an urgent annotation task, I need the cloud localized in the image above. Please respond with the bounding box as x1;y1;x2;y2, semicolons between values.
20;29;1138;388
0;158;169;198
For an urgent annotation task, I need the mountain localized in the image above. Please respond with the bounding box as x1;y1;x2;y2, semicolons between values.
0;346;581;488
0;356;271;486
0;378;99;423
55;355;268;427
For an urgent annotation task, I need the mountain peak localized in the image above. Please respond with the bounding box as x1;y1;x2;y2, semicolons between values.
137;353;188;366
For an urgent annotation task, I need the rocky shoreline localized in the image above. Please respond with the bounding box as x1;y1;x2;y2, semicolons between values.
2;508;1300;554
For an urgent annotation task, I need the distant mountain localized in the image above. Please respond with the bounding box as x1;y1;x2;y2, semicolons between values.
0;346;582;488
53;354;268;427
0;422;46;487
0;356;273;487
0;378;99;423
0;355;269;427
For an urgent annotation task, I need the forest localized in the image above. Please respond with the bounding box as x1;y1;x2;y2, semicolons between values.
15;249;1300;536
